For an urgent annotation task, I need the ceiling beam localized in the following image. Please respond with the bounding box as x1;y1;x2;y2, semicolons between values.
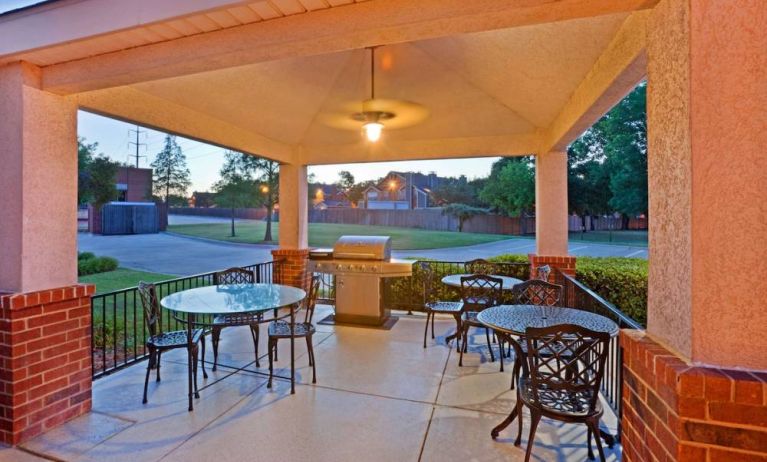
539;10;650;153
74;87;294;163
300;132;541;165
42;0;658;94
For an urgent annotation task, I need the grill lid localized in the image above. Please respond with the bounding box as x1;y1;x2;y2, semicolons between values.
333;235;392;261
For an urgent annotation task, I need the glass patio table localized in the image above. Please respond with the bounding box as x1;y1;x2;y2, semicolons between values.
161;283;306;411
478;305;619;445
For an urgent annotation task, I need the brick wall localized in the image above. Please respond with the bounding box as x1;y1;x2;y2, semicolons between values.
271;249;310;291
0;284;95;445
621;329;767;461
528;254;576;279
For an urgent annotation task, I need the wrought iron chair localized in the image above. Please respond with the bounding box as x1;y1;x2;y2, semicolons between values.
535;264;552;282
211;267;260;371
464;258;496;275
513;324;611;462
267;275;321;388
138;281;206;404
508;279;564;389
419;262;464;350
458;274;503;366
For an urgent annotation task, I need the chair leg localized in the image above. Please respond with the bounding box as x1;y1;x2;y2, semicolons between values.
142;349;154;404
587;418;606;462
250;325;260;368
430;312;435;339
587;426;594;461
514;397;524;446
267;338;275;389
458;324;468;366
485;328;495;362
423;311;430;348
511;358;520;390
524;410;542;462
307;335;317;384
305;336;313;367
453;314;462;352
497;336;504;372
200;334;208;379
156;351;162;382
192;346;200;399
212;326;221;372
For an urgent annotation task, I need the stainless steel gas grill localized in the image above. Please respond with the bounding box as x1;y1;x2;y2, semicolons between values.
309;236;413;326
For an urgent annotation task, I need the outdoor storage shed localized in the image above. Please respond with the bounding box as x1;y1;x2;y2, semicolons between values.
101;202;160;235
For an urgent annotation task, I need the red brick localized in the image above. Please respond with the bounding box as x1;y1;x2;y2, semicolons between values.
709;401;767;427
68;306;89;319
26;311;67;329
677;444;707;462
708;448;767;462
683;420;767;453
26;333;68;353
724;370;764;406
703;369;733;402
678;396;706;420
41;319;80;337
678;368;705;398
43;384;80;406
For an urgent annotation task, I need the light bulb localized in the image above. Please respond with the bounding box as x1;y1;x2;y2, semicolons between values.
363;122;383;142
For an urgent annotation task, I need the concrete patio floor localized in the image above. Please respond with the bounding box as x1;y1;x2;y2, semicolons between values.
15;307;620;462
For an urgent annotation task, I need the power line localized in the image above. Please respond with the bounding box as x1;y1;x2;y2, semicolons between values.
128;125;148;168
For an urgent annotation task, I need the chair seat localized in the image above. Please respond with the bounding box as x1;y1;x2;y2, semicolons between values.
518;377;602;418
213;312;263;326
147;329;203;349
426;301;463;313
268;320;315;338
516;336;568;356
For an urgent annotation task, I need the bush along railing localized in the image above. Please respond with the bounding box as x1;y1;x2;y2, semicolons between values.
551;267;642;442
91;260;280;379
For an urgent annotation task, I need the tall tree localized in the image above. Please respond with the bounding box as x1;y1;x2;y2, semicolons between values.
152;135;191;204
337;170;355;191
479;157;535;217
431;175;481;206
77;137;97;205
441;203;487;232
88;155;120;208
214;151;260;237
227;153;279;242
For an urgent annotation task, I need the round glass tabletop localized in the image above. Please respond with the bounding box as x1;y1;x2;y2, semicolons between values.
160;283;306;315
441;274;523;290
477;305;619;337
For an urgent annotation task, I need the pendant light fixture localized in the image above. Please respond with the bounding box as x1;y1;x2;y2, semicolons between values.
359;47;392;142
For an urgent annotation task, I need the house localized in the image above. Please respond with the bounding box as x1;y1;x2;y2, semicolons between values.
362;171;440;210
312;184;350;209
115;167;152;202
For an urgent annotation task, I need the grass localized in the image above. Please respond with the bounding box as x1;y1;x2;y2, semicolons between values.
167;222;513;250
79;268;175;294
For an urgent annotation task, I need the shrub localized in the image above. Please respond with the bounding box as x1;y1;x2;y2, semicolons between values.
78;256;118;276
78;251;96;261
576;256;648;325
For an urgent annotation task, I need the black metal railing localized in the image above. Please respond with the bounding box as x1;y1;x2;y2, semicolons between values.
91;260;280;379
551;268;642;440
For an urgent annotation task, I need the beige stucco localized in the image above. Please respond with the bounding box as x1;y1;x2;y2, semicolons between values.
535;151;569;257
278;161;309;249
647;0;767;370
0;62;77;293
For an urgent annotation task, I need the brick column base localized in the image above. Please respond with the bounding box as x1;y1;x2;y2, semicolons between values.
0;284;95;445
621;330;767;461
528;254;576;280
271;248;310;290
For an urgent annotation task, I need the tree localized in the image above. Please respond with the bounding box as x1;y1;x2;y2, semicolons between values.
213;151;260;237
77;137;97;205
346;180;375;207
152;135;191;204
337;171;355;191
88;155;120;208
224;152;279;242
441;203;487;232
479;157;535;216
431;176;481;206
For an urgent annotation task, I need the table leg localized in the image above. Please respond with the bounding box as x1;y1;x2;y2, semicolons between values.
187;313;195;412
290;303;295;394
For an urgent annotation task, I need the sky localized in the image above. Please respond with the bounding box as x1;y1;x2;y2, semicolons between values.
78;111;501;192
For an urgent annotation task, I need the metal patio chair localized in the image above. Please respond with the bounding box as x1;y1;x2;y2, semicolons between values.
418;262;464;350
507;279;564;389
535;264;552;282
211;267;260;371
464;258;496;275
513;324;611;462
458;274;503;366
267;275;321;388
138;281;206;404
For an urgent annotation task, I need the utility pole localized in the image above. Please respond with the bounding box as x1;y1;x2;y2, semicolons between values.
128;125;147;168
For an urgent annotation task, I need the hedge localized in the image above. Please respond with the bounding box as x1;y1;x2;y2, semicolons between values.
77;252;119;276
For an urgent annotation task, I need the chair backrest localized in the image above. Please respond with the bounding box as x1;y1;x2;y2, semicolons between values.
137;281;162;337
535;265;552;282
524;324;610;414
512;279;563;306
460;274;503;311
417;261;435;304
214;267;256;285
303;275;322;324
464;258;495;275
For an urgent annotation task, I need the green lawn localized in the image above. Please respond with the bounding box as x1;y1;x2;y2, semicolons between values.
167;222;513;250
79;268;175;294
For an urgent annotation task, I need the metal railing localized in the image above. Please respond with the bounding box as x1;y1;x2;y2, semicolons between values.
91;260;280;379
551;268;642;440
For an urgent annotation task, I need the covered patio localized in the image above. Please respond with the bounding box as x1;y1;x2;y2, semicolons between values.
1;0;765;461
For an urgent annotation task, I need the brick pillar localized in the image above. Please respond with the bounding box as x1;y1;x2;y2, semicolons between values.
621;330;767;461
0;284;95;445
271;249;310;291
528;253;576;279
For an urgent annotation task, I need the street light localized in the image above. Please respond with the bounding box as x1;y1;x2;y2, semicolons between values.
261;185;269;194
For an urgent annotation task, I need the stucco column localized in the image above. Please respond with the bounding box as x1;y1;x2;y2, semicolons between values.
531;151;573;278
0;62;78;293
272;162;309;289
